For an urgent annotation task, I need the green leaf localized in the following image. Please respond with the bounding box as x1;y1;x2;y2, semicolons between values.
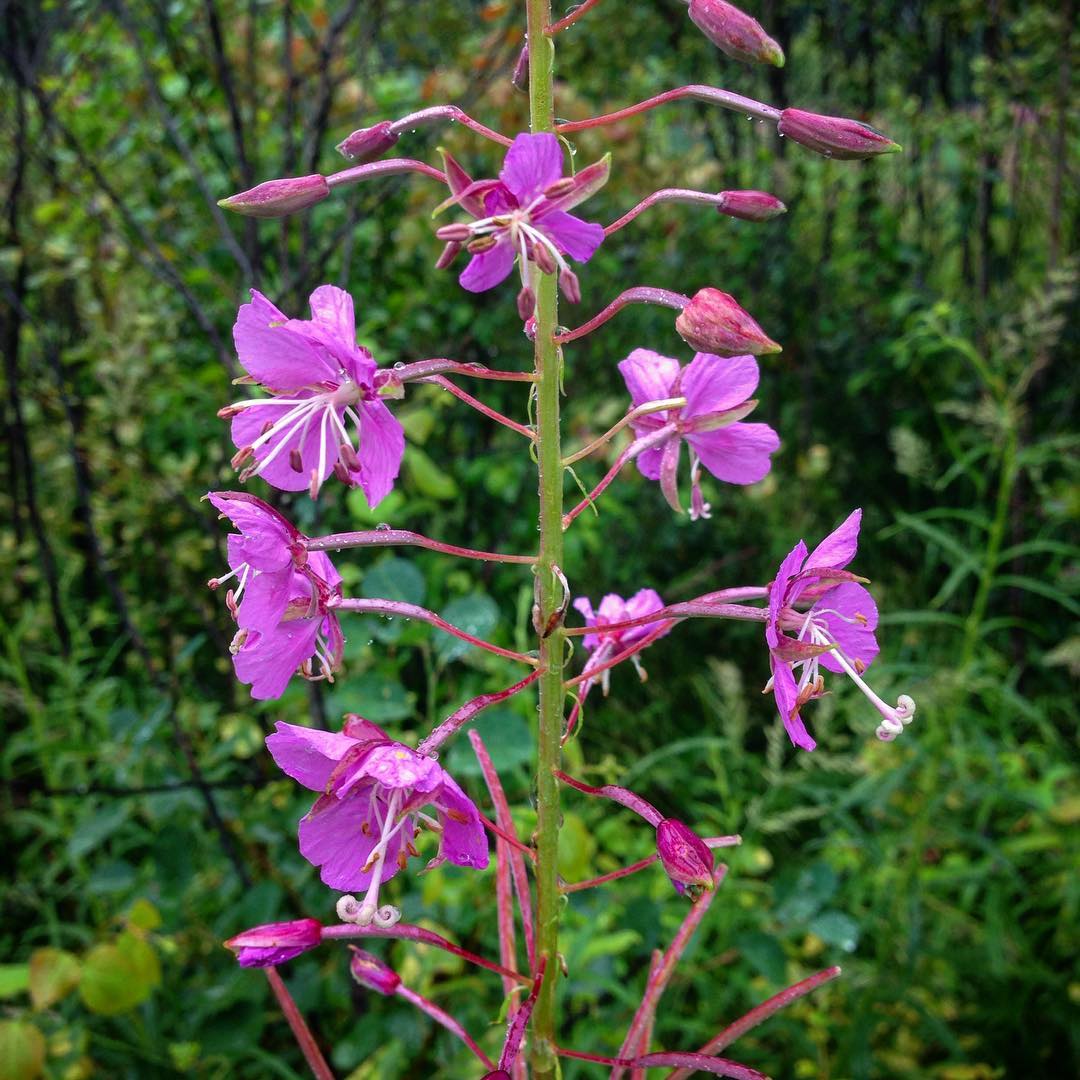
78;934;160;1016
362;558;427;643
445;707;533;777
736;931;786;983
809;911;860;953
327;673;415;723
405;445;458;500
557;812;597;882
435;592;500;663
67;804;130;861
29;948;80;1010
0;1020;45;1080
0;965;30;999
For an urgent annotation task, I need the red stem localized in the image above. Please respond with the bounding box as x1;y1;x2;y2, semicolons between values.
326;158;447;189
307;528;535;565
546;0;605;35
564;624;671;689
264;968;335;1080
562;854;659;893
331;598;538;665
419;374;535;439
563;596;768;637
556;85;780;135
418;669;544;754
321;923;531;985
471;731;537;971
556;769;662;826
605;189;728;236
389;105;513;147
553;288;688;346
396;985;495;1068
391;358;536;383
555;1046;766;1080
665;967;842;1079
630;950;664;1079
480;812;539;862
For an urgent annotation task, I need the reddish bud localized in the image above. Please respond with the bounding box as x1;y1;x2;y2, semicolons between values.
777;108;902;160
717;189;787;222
349;948;402;995
517;286;536;321
435;240;462;270
656;819;715;899
336;120;399;163
559;267;582;304
688;0;785;67
224;918;322;968
218;175;330;218
675;287;781;356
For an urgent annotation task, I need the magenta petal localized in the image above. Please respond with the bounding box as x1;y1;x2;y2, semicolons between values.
208;492;296;572
233;618;320;700
538;210;604;262
499;132;564;203
804;509;862;572
266;721;360;791
353;399;404;509
767;540;808;646
687;421;779;485
815;582;880;674
681;353;760;418
622;588;669;646
618;349;681;408
299;794;376;891
232;401;340;494
459;240;517;292
770;655;816;751
233;290;335;389
635;439;669;482
350;743;444;797
236;567;298;631
436;777;489;870
308;284;356;344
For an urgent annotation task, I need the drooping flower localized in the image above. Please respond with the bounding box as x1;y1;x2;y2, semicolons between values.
348;948;402;995
572;589;671;695
266;716;488;925
765;509;916;751
206;491;343;700
433;132;607;308
655;818;715;900
687;0;785;68
224;918;323;968
221;285;404;505
618;349;780;519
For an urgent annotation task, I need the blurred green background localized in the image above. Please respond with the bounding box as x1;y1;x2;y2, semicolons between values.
2;0;1077;1077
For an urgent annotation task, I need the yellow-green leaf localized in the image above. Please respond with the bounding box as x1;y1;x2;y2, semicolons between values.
29;949;80;1010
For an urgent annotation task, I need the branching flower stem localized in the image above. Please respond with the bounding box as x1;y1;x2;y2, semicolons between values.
604;189;732;236
417;374;535;438
546;0;606;35
307;529;536;565
264;968;335;1080
326;158;447;190
562;397;686;465
556;85;781;135
553;287;689;346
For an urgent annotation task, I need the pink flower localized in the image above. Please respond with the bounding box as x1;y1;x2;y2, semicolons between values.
618;349;780;518
766;510;916;750
435;133;607;304
207;491;343;701
266;717;488;925
572;589;671;696
655;818;715;900
224;918;322;967
222;285;404;505
674;288;782;356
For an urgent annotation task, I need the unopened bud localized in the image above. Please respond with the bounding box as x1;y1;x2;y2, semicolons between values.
435;240;462;270
511;43;529;93
349;948;402;995
688;0;785;67
517;286;536;320
656;818;715;899
435;222;474;243
219;175;330;218
675;287;781;356
336;120;399;163
532;242;557;275
777;108;902;160
717;189;787;222
559;267;582;304
224;918;322;968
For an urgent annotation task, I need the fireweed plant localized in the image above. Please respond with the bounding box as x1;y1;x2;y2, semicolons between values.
213;1;915;1075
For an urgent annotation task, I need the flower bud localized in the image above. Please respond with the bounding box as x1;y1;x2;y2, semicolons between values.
656;819;714;899
559;268;582;304
717;189;787;222
336;120;399;163
776;108;901;160
517;286;536;321
688;0;784;67
511;43;529;93
349;948;402;995
219;175;330;218
675;288;781;356
224;918;322;968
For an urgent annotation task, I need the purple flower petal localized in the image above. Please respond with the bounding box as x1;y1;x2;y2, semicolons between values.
681;352;760;418
804;509;862;572
499;132;563;204
235;566;299;632
233;290;335;390
435;776;489;869
770;654;816;751
459;240;517;292
767;540;808;646
635;439;670;482
353;399;405;509
622;588;670;646
233;618;321;700
344;743;444;798
687;421;779;485
231;400;341;494
266;720;362;791
815;582;880;674
618;349;681;408
208;491;297;572
308;284;356;344
538;210;604;262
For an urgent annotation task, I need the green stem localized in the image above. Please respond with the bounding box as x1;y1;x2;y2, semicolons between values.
526;5;563;1076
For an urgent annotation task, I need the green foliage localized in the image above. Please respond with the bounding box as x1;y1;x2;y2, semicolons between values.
1;0;1077;1077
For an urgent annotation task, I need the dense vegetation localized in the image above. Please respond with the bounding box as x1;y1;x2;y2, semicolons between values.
2;1;1077;1077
